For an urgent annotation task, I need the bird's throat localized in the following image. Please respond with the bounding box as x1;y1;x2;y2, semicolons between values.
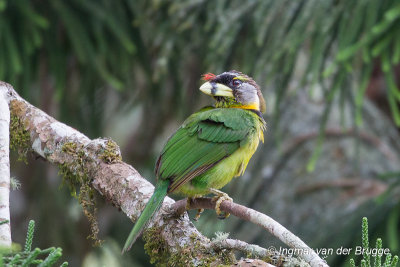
214;97;260;111
214;97;239;108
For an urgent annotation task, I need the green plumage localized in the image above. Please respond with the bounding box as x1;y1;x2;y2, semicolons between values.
156;107;262;194
123;84;266;252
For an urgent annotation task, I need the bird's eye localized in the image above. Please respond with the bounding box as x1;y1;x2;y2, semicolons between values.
232;79;242;87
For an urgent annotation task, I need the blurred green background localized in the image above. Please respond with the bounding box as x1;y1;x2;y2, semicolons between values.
2;0;400;266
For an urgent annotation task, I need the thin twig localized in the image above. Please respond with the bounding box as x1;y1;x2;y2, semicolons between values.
172;198;328;267
208;238;272;259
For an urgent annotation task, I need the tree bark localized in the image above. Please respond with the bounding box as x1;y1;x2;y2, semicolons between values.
0;85;11;247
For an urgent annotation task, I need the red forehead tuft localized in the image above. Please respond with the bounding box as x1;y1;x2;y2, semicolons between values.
202;73;216;81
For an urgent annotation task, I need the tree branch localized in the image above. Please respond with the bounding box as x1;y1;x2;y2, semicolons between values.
208;237;271;259
0;81;329;266
173;198;328;267
0;85;11;247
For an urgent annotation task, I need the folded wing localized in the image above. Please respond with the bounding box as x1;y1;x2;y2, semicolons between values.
155;108;255;193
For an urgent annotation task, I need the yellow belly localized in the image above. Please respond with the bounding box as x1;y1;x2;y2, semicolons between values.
174;128;263;197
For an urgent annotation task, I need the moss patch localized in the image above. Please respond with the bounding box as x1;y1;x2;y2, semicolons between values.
9;100;31;163
143;228;235;267
9;114;31;163
100;139;122;163
79;181;102;246
60;142;102;246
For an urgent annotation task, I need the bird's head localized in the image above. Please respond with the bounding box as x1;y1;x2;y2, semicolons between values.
199;70;266;113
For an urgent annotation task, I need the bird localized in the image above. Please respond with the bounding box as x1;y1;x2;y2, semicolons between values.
122;70;266;253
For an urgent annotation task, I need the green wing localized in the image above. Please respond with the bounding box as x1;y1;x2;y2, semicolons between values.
155;108;256;193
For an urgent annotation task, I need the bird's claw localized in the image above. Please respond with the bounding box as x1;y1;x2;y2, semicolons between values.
194;209;204;221
186;197;205;221
209;188;232;219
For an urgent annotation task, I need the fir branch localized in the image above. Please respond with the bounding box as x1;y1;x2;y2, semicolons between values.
9;253;21;265
21;248;41;267
1;218;67;266
38;248;63;267
384;254;392;267
24;220;35;252
391;256;399;267
350;217;399;267
362;217;371;267
375;238;383;267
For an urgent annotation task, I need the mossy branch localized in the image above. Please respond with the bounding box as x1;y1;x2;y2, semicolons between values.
0;81;327;266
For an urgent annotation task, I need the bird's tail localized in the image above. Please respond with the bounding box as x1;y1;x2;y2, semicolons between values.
122;179;169;253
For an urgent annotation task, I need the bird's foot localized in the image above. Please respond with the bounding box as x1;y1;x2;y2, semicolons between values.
209;188;232;219
186;197;204;221
194;209;204;221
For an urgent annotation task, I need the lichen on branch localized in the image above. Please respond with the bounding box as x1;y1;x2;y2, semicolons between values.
9;108;31;163
59;142;102;245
